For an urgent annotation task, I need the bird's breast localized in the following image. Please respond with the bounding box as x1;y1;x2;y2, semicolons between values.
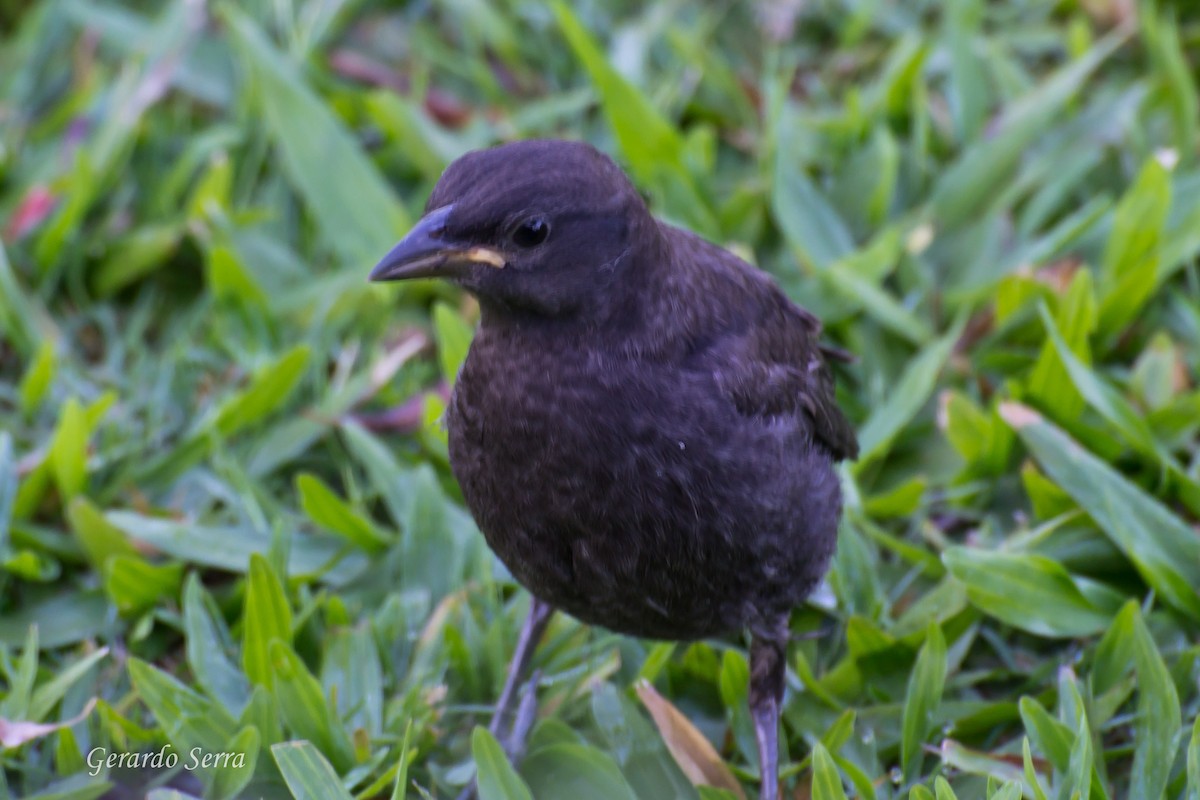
447;338;726;511
443;332;840;639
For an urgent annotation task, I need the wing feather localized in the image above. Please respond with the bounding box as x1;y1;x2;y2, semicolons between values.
661;227;858;461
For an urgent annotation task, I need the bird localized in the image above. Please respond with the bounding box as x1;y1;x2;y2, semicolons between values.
369;139;857;800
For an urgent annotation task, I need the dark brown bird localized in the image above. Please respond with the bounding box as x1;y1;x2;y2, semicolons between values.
370;139;857;800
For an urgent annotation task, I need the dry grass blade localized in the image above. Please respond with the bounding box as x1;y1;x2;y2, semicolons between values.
635;679;747;799
0;698;97;748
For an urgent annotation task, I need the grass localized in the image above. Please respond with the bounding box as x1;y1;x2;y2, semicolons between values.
1;0;1199;798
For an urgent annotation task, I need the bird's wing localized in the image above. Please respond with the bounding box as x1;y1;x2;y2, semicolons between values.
709;296;859;461
651;226;857;460
660;230;855;460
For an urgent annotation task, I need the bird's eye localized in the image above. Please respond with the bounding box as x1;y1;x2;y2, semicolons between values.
511;217;550;248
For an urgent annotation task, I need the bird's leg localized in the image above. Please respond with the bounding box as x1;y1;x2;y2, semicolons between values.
749;624;788;800
504;668;542;761
487;596;554;752
456;598;554;800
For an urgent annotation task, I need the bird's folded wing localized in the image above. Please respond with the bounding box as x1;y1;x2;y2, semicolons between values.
709;303;859;462
659;225;857;460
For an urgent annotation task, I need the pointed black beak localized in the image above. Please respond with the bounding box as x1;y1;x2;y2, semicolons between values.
369;205;505;283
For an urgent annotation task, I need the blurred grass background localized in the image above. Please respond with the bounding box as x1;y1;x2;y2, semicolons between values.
1;0;1200;798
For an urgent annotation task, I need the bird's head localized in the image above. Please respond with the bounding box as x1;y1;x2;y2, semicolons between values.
369;140;653;320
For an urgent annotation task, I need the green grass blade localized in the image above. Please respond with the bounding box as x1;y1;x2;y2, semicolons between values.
1026;269;1095;422
242;553;293;686
1000;402;1200;620
1066;706;1094;800
219;5;408;266
269;640;355;772
127;658;239;765
209;726;259;800
1036;302;1160;459
1022;738;1049;800
1187;714;1200;800
810;742;849;800
773;113;857;271
272;741;355;800
390;720;414;800
296;473;392;552
521;743;639;800
433;302;475;385
183;574;250;716
1120;602;1182;800
900;622;947;781
943;548;1111;637
210;345;312;438
855;316;965;464
1098;159;1171;332
0;243;43;359
472;726;534;800
931;28;1127;229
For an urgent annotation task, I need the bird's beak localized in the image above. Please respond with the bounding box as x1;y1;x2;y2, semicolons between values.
369;204;506;283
